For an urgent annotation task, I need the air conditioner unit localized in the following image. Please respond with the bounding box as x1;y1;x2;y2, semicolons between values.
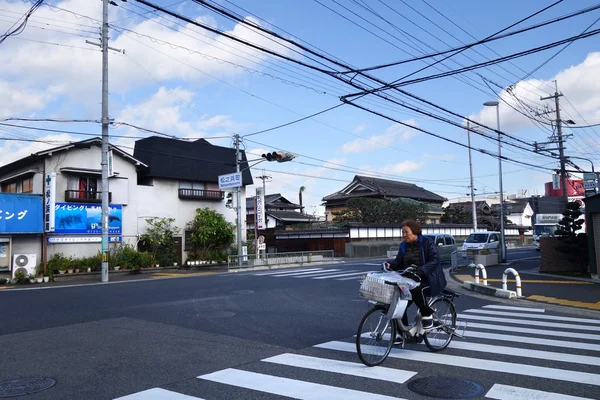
12;254;37;279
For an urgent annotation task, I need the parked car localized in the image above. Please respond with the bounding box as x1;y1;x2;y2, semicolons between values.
423;233;457;263
461;231;501;253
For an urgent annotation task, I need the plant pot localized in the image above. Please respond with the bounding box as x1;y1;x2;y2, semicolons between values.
87;268;91;273
155;264;160;268
173;262;178;267
36;277;43;283
58;270;66;275
43;276;49;283
113;266;120;271
67;269;74;274
75;269;80;273
29;279;36;284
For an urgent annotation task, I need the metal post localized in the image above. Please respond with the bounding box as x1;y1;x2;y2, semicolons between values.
100;0;110;282
496;105;507;264
554;83;568;206
235;134;242;268
467;120;477;230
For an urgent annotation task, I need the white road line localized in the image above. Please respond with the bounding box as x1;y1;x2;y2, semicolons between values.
465;329;600;352
482;305;545;313
337;275;370;281
440;340;600;366
464;309;600;324
253;268;323;276
114;388;205;400
458;314;600;332
262;353;416;383
313;271;367;280
466;322;600;341
198;368;405;400
282;269;342;277
316;341;600;387
486;384;595;400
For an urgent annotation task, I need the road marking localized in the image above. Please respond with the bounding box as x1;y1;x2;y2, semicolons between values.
457;313;600;332
485;384;595;400
150;272;214;279
453;274;591;284
337;275;369;281
439;340;600;366
464;309;600;324
313;271;367;280
510;256;541;261
317;341;600;387
114;388;205;399
482;305;545;312
253;268;323;276
198;368;405;400
527;295;600;311
465;322;600;341
262;353;416;383
274;269;341;277
465;329;600;352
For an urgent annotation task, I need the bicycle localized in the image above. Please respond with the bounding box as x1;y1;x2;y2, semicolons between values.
355;271;463;367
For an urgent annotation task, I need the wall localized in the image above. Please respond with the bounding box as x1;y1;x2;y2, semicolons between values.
11;235;42;268
539;237;583;273
0;160;45;194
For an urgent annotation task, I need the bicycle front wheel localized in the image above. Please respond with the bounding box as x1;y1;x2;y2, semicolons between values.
356;305;396;366
424;297;456;352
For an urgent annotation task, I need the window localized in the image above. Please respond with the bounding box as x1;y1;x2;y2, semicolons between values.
180;182;204;190
1;182;17;193
21;177;33;193
444;236;455;245
489;234;499;243
435;236;444;246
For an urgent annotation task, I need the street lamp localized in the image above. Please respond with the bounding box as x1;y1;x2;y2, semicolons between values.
483;100;507;264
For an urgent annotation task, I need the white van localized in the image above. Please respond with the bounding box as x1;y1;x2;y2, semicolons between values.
461;231;501;253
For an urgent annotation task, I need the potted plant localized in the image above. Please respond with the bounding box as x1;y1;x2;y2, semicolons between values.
28;273;36;284
43;272;50;283
36;274;43;283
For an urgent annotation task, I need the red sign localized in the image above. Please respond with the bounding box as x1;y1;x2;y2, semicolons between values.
545;179;584;197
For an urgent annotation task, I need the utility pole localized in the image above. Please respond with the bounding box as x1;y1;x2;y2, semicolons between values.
234;134;243;268
540;81;568;206
100;0;110;282
466;120;477;230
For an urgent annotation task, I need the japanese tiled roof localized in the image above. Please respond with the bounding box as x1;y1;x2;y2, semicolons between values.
245;193;300;209
322;175;446;204
133;136;253;185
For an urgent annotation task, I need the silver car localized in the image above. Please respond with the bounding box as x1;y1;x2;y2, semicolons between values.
423;234;457;263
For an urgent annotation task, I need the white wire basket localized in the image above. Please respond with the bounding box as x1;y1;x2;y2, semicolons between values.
358;274;397;304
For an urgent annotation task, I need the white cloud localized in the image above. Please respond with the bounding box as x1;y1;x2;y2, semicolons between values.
342;120;419;153
378;160;424;175
469;52;600;133
0;134;75;167
354;124;366;133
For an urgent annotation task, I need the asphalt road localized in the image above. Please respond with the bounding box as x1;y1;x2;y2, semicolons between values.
0;255;598;400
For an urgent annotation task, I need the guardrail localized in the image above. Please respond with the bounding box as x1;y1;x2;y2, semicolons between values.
227;250;335;270
502;268;522;297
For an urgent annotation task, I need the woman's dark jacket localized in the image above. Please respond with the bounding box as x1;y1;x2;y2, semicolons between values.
387;235;447;297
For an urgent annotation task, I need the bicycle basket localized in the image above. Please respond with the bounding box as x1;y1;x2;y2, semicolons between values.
358;274;396;304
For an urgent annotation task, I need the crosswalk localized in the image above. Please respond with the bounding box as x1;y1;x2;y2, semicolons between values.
114;305;600;400
249;266;377;281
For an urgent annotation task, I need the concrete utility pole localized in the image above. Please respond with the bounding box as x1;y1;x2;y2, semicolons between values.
100;0;110;282
234;134;243;268
466;120;477;230
540;82;568;206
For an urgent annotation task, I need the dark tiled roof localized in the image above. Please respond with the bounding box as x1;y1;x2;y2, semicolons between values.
133;136;253;185
267;210;315;222
446;201;489;211
322;175;446;204
525;196;565;214
245;193;300;209
491;200;531;214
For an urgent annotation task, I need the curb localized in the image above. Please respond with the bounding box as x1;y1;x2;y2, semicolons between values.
462;281;517;299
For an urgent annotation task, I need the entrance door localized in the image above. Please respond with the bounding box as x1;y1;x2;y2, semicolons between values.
0;240;9;271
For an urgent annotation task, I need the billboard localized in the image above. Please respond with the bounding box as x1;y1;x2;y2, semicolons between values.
0;194;43;234
255;187;266;230
54;203;122;234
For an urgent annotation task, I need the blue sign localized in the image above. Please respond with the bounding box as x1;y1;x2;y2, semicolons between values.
54;203;122;234
0;194;43;233
218;172;242;189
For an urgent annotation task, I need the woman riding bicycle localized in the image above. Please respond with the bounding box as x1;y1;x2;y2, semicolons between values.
384;219;447;331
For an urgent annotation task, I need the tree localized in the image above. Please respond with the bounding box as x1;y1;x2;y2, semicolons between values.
441;204;472;224
554;201;588;274
139;217;180;266
186;208;235;260
332;197;429;224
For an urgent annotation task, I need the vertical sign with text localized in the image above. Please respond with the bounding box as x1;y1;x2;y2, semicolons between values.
44;172;56;232
256;187;266;230
108;150;114;177
552;174;561;190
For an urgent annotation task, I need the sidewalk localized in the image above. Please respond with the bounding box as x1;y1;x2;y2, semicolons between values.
450;257;600;311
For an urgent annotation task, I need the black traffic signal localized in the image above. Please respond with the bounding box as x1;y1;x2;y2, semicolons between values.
262;151;283;162
225;192;234;208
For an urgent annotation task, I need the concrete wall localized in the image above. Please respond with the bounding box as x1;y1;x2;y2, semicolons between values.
10;235;43;270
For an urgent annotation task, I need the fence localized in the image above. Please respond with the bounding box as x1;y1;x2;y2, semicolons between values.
227;250;335;270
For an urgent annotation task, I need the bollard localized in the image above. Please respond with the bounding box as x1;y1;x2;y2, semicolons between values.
502;268;522;297
474;264;487;286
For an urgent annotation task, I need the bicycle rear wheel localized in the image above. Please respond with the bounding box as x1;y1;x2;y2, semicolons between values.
424;297;456;352
356;305;396;366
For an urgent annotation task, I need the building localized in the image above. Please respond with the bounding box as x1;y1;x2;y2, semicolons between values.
0;136;252;272
321;175;447;223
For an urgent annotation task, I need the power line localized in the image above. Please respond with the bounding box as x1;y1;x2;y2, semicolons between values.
0;0;44;45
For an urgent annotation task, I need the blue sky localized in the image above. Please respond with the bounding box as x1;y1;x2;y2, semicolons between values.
1;0;599;216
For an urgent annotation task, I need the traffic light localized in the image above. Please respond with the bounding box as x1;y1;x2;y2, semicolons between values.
261;151;296;163
225;192;233;208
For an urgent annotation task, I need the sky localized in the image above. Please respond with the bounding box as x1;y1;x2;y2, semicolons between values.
1;0;599;217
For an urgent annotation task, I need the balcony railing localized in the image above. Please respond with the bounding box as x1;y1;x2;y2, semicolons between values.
65;190;112;203
178;188;224;200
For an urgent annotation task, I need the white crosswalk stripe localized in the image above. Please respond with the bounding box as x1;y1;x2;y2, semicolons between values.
250;266;373;280
113;305;600;400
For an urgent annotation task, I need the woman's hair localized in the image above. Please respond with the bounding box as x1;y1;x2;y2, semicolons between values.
401;219;422;235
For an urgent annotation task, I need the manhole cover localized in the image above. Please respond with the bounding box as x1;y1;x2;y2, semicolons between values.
232;290;254;295
0;378;56;398
197;311;236;319
407;377;484;399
